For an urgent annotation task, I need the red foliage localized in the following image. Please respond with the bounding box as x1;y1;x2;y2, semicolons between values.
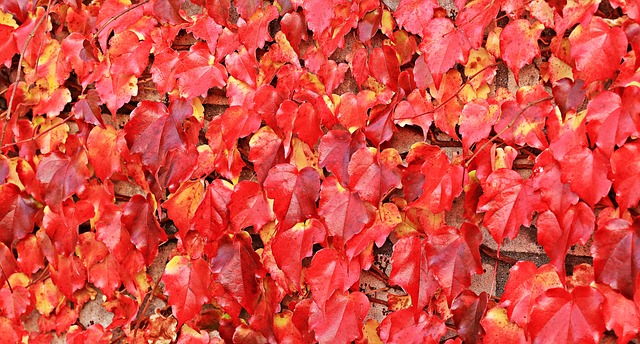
0;0;639;342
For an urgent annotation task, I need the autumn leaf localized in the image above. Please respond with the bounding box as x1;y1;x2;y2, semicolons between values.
378;308;446;344
163;180;205;240
121;194;168;266
592;217;640;298
124;100;194;174
308;291;370;344
210;233;265;314
500;19;544;80
264;164;320;231
610;142;640;210
529;286;605;343
393;0;438;36
272;219;326;289
419;18;471;86
306;248;361;308
559;146;611;207
480;306;527;344
318;176;374;245
477;169;546;248
500;262;563;326
389;235;439;311
229;181;274;232
569;17;627;84
162;256;212;326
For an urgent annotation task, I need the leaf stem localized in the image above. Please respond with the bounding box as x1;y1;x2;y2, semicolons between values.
479;244;517;265
0;114;73;150
0;261;13;293
464;96;554;167
1;0;57;147
92;0;151;44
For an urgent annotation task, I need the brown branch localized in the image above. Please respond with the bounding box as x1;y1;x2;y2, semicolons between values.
480;244;518;265
464;96;554;167
367;296;388;306
363;286;390;296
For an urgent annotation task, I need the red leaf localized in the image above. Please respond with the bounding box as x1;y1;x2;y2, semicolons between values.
569;17;627;84
586;90;637;154
369;46;400;90
418;18;471;86
124;100;194;174
499;262;563;327
559;146;611;207
42;200;94;257
459;99;500;151
389;235;439;311
0;183;40;247
121;194;168;266
88;253;121;299
536;203;595;275
318;129;367;186
348;147;402;205
49;254;86;300
425;224;483;302
237;6;279;53
500;19;544;80
378;308;446;344
87;125;125;181
393;0;438;36
221;106;261;150
163;181;204;240
596;283;640;342
210;233;264;314
175;43;227;99
407;143;464;213
308;291;370;344
456;0;501;47
345;202;401;260
531;150;579;213
192;180;233;242
249;126;286;184
0;286;31;321
272;219;326;289
162;256;212;326
494;85;553;150
16;235;44;275
480;306;527;344
592;217;640;298
264;164;320;230
610;142;640;210
318;176;374;244
451;291;488;344
529;287;605;343
229;181;274;232
36;150;90;209
477;169;546;248
306;248;361;308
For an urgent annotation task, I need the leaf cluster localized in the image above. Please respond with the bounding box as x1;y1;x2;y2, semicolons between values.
0;0;639;342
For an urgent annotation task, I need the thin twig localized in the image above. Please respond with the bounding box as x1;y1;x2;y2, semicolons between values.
464;96;554;167
395;63;500;121
0;262;13;293
92;0;151;44
480;244;517;265
0;114;73;150
1;0;56;146
367;296;387;306
131;272;162;341
364;286;390;295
